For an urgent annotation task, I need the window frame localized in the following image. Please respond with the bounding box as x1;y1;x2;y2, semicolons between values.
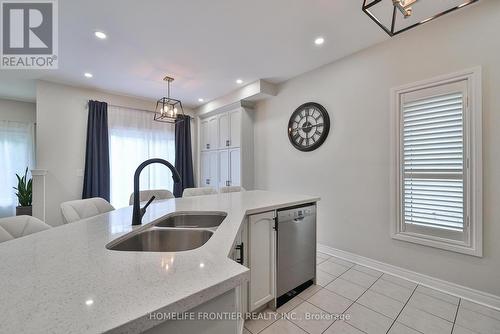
390;67;482;257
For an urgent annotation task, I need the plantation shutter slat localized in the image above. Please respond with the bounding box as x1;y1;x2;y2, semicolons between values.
402;91;465;232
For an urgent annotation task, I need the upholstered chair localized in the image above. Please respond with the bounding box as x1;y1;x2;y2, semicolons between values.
128;189;175;205
0;215;51;243
182;187;218;197
60;197;115;224
219;186;246;194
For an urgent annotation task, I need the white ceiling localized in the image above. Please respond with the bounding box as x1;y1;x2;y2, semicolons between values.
0;0;397;106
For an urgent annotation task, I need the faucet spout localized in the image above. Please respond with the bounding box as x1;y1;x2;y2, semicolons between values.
132;158;181;226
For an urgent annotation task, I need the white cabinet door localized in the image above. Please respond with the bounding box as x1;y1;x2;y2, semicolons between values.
218;113;230;149
248;211;276;312
208;151;218;188
200;152;210;186
208;116;218;150
229;110;241;148
231;223;248;331
200;119;209;151
229;148;241;187
218;150;229;188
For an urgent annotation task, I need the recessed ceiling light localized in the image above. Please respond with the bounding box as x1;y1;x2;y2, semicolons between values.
314;37;325;46
94;31;107;40
84;72;93;78
236;79;243;84
198;98;204;102
85;299;94;306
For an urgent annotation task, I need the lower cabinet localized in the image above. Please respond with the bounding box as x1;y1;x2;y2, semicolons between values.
231;223;248;333
200;151;218;187
247;211;276;312
218;148;241;189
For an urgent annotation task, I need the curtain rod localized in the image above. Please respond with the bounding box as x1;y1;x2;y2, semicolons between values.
106;103;192;119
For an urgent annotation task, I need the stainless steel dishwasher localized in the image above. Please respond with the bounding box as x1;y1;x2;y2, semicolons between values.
275;203;316;308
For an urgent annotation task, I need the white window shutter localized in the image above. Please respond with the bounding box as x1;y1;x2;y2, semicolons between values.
402;91;465;232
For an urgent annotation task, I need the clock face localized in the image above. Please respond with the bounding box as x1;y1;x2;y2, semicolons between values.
288;102;330;152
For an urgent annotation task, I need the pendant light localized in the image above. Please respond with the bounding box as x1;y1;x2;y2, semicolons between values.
362;0;478;37
154;75;185;123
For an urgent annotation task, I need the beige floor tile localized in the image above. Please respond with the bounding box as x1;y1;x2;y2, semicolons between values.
340;268;378;288
318;261;350;277
297;285;322;300
398;305;453;334
328;257;355;268
352;264;383;278
370;279;413;303
357;290;405;319
380;274;417;290
388;322;421;334
317;269;337;287
415;285;459;305
345;303;393;334
455;307;500;334
461;299;500;321
260;319;307;334
324;320;365;333
325;278;367;300
289;301;335;334
245;309;280;334
407;291;458;322
243;328;252;334
307;288;353;314
452;325;479;334
317;252;331;260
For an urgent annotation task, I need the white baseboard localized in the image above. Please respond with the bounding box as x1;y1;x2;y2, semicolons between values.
317;243;500;311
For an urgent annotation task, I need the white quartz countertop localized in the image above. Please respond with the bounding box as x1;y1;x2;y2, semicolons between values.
0;190;319;334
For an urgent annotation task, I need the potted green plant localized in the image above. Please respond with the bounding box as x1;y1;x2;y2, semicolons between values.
13;167;32;216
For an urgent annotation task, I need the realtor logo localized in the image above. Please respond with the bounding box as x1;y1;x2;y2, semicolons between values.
1;0;58;69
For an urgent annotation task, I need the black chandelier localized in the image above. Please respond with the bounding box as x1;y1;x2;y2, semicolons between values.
154;75;185;124
362;0;479;37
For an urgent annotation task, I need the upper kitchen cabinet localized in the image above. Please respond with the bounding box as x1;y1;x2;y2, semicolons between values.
218;109;242;149
200;115;218;151
198;102;254;191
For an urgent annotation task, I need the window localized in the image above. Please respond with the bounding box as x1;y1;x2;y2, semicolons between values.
0;121;35;217
108;106;175;208
390;68;482;256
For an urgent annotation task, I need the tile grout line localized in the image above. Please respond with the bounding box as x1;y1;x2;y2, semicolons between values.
407;296;458;324
249;296;308;334
385;283;418;334
320;270;384;334
451;298;462;333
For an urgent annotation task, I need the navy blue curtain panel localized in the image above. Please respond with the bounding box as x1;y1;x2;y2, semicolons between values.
173;115;194;197
82;100;110;200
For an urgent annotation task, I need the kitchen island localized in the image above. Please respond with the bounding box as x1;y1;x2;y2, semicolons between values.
0;190;319;334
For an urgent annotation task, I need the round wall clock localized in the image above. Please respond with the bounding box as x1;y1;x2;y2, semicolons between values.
288;102;330;152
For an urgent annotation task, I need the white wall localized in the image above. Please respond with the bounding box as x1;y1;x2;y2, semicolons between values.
254;0;500;296
36;81;196;226
0;98;36;123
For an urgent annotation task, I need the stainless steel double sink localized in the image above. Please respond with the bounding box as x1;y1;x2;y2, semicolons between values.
106;212;227;252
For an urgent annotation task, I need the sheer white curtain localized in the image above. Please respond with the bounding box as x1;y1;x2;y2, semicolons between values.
0;121;35;217
108;106;175;208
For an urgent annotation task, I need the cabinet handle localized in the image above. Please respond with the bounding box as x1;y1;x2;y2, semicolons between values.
226;140;230;147
235;242;244;265
206;179;210;185
206;144;210;149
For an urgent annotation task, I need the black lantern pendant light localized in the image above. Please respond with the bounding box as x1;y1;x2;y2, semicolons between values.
362;0;479;37
154;75;185;123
